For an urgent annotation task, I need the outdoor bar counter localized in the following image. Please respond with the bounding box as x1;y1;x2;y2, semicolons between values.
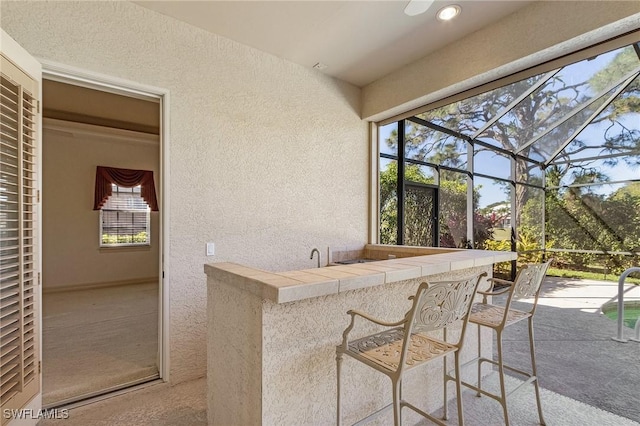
205;244;516;425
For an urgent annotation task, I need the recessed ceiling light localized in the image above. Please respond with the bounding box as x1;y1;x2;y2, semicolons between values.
436;4;461;21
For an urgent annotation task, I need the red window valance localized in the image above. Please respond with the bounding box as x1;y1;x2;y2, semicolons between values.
93;166;159;211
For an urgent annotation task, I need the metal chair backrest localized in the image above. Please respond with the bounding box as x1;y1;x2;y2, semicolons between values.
507;259;553;315
397;272;486;373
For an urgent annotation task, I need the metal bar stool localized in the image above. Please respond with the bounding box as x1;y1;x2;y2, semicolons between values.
336;272;486;426
459;260;552;426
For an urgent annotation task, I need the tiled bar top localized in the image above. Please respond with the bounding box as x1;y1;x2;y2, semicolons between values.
205;245;516;304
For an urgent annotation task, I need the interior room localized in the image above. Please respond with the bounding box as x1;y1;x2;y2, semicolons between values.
1;1;638;425
40;81;161;406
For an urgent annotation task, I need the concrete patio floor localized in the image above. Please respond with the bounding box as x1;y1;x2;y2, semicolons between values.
501;276;640;423
37;276;639;425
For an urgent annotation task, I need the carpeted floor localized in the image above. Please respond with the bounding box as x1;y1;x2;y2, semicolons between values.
42;282;159;406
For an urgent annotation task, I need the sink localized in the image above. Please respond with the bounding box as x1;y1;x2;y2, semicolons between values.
333;258;380;265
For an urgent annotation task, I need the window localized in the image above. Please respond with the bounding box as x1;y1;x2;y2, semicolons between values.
100;184;150;247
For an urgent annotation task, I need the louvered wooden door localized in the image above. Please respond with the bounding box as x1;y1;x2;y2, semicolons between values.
1;29;42;425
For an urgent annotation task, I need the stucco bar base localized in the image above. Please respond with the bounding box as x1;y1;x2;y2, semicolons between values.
205;247;515;425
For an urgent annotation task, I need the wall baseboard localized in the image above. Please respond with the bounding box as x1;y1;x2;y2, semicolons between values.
43;276;159;294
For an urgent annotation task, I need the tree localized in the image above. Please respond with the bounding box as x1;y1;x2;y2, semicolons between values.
379;160;495;248
543;181;640;274
382;43;640;261
551;45;640;177
379;161;435;245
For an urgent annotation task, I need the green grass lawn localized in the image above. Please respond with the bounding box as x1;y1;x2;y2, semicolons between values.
547;267;640;284
493;228;510;241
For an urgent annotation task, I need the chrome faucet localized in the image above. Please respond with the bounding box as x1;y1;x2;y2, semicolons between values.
310;248;321;268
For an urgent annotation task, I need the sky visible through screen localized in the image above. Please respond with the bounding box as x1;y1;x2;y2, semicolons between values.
377;43;640;209
379;121;638;209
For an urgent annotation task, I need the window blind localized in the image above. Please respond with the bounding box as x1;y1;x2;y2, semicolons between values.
0;58;39;419
100;184;150;246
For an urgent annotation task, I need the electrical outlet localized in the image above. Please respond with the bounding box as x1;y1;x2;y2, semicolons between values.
206;242;215;256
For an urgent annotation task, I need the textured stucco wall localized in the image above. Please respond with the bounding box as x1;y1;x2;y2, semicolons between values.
1;1;368;383
207;274;262;426
42;122;159;289
362;1;640;121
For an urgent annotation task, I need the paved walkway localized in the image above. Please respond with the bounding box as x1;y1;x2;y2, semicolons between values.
501;276;640;423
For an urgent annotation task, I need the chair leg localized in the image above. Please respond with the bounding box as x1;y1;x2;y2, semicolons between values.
392;378;402;426
476;323;482;397
443;352;449;420
496;330;510;426
336;351;343;426
454;351;465;426
528;319;546;425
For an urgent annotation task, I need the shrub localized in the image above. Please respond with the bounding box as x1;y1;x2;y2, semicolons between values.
101;231;148;245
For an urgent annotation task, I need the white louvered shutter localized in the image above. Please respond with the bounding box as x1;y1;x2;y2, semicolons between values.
1;29;41;425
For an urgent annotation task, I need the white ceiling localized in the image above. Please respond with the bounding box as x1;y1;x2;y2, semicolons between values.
134;0;534;87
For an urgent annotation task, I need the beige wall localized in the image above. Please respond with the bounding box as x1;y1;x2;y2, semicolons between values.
42;120;160;290
362;1;640;121
0;1;368;383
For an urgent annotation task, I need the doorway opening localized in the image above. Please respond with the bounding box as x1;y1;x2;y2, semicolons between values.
41;78;163;407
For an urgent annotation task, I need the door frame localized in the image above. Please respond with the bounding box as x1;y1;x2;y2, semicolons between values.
38;59;171;382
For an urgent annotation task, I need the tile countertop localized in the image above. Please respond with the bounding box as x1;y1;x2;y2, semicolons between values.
204;245;516;304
